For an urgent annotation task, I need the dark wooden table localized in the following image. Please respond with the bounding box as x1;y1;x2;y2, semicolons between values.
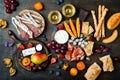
0;0;120;80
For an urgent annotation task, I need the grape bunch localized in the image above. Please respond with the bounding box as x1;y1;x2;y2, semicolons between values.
94;44;110;54
47;40;68;54
4;0;19;13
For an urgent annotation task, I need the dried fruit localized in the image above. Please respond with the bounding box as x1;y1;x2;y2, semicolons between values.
9;67;16;76
3;58;12;67
22;57;31;66
76;61;86;71
70;68;78;77
34;2;43;11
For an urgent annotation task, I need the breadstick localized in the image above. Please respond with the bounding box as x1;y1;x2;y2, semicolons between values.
97;5;102;41
91;10;97;31
102;5;105;37
94;8;108;38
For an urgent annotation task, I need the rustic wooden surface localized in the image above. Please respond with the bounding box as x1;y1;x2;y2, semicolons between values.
0;0;120;80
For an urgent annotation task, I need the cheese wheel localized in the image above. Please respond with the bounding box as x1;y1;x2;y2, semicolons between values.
54;30;69;44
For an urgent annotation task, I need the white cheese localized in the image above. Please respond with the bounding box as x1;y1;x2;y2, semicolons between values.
22;47;36;57
54;30;69;44
36;44;42;51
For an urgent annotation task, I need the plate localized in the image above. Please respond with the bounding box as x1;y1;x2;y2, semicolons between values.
12;9;45;40
17;40;50;71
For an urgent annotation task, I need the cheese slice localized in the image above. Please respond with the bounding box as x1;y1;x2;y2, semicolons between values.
83;41;94;56
22;47;36;56
81;22;89;36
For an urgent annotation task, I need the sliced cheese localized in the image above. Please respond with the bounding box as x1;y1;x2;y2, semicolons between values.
83;41;94;56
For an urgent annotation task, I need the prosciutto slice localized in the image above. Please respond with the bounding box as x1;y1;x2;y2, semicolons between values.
65;43;84;61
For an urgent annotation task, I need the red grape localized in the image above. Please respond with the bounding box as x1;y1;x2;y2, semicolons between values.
99;44;105;51
47;42;52;48
103;47;109;53
51;46;55;49
94;48;101;54
5;4;11;9
10;0;16;4
55;49;60;53
113;57;120;63
60;49;66;53
38;66;42;70
55;44;61;49
32;66;37;71
6;8;12;13
11;4;16;11
4;0;10;4
51;40;56;46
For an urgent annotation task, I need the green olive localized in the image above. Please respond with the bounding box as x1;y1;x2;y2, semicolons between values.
48;10;62;24
62;4;76;18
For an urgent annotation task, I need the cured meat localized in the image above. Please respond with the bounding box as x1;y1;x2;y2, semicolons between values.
27;25;40;37
65;43;84;61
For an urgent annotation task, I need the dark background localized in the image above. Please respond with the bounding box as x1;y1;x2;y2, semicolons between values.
0;0;120;80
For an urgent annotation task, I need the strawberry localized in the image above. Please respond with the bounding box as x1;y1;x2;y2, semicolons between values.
27;43;33;48
25;66;31;71
88;36;93;41
58;53;64;59
57;25;64;30
17;43;25;50
51;57;57;64
29;63;34;67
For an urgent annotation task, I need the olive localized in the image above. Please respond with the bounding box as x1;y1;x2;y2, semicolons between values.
62;4;76;17
48;10;62;24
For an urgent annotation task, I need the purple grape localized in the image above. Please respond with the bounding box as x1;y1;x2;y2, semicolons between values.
47;42;52;48
103;47;109;53
51;46;55;49
5;4;11;9
4;0;10;4
113;57;120;63
60;49;66;53
55;44;61;49
6;8;12;13
51;40;56;46
10;0;16;4
11;4;16;11
94;48;101;54
99;44;105;51
38;66;42;70
55;49;60;53
61;46;67;50
32;66;37;71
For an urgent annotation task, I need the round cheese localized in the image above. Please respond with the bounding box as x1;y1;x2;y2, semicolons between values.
36;44;42;51
54;30;69;44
